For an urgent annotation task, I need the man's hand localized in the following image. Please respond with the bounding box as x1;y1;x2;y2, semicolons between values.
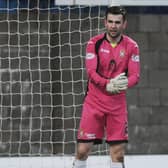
106;73;128;94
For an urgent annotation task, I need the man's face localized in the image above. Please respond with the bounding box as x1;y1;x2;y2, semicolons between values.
105;14;127;40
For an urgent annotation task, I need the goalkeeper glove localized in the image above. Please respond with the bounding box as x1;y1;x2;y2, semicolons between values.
106;73;128;94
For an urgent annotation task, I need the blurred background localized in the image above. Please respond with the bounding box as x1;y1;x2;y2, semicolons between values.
0;0;168;158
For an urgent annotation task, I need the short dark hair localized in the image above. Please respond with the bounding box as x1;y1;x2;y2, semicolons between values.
105;6;127;21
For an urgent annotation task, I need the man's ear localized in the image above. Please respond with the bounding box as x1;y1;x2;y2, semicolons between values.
123;20;127;29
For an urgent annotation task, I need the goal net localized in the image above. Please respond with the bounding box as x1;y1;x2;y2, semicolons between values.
0;0;109;165
1;1;168;168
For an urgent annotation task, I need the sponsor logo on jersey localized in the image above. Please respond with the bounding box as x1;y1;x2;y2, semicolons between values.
100;48;110;54
85;133;96;139
131;54;140;62
86;53;95;59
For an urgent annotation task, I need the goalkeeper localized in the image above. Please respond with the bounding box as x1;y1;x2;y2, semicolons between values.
73;6;140;168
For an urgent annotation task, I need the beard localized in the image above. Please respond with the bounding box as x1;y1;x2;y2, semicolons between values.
107;30;121;40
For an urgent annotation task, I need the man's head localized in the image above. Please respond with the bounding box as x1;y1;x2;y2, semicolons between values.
105;6;127;41
105;6;127;22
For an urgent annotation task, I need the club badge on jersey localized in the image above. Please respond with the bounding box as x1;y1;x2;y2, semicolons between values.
119;49;125;58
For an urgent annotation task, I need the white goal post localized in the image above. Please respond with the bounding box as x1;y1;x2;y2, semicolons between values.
55;0;168;6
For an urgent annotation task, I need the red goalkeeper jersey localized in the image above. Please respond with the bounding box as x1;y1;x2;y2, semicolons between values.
84;33;140;114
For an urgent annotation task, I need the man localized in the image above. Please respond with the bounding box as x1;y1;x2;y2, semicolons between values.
73;6;140;168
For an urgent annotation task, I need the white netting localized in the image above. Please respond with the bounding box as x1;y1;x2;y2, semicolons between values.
0;1;108;157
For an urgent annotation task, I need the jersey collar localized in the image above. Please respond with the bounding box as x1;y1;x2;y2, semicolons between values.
104;33;123;45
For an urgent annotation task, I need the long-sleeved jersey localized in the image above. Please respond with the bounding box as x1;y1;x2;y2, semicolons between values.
84;33;140;114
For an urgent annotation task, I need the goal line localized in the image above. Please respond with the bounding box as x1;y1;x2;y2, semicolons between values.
0;155;167;168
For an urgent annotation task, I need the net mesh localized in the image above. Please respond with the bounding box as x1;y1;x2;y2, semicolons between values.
0;1;108;156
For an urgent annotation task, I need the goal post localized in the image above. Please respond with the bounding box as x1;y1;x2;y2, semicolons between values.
55;0;168;6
